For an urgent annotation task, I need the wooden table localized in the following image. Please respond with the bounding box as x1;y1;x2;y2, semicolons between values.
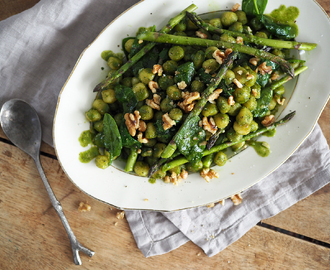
1;1;330;269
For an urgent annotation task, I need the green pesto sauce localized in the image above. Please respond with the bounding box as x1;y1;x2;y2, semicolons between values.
264;128;276;137
148;178;156;184
101;50;123;62
79;130;93;147
270;5;299;37
247;141;271;157
79;146;99;163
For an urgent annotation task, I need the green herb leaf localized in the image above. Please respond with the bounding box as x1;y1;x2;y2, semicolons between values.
154;120;176;143
253;88;273;117
119;121;142;148
114;84;138;114
174;62;195;86
242;0;268;16
103;113;122;164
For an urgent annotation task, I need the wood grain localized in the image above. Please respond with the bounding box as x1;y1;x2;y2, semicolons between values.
0;0;40;21
0;141;329;269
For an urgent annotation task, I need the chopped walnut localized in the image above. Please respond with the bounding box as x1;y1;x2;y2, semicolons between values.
207;89;223;103
276;97;286;105
137;132;149;143
233;78;243;89
228;95;235;106
177;81;187;90
124;110;140;136
261;115;275;127
258;61;273;75
207;203;215;208
200;168;219;182
204;68;212;74
180;169;188;180
139;120;147;132
271;71;280;81
78;202;91;212
146;94;161;110
116;211;125;219
212;49;225;65
182;91;200;106
165;171;182;186
198;120;203;127
178;101;196;113
225;48;233;57
148;80;159;93
236;36;244;45
152;64;163;76
162;113;176;130
137;149;142;154
153;94;161;104
231;3;240;12
219;199;225;206
249;57;259;66
202;116;217;134
231;194;242;205
251;88;258;97
196;31;208;39
236;70;243;75
138;39;143;44
246;73;254;81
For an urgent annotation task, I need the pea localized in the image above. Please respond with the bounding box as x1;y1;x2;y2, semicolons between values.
124;39;135;53
168;46;185;61
214;151;227;166
153;143;166;158
107;56;122;70
145;123;157;139
114;113;123;127
274;85;285;96
141;147;153;157
163;60;178;75
249;17;263;31
169;108;183;122
271;49;285;58
255;31;268;39
217;96;231;114
209;18;222;28
236;107;253;125
213;113;230;129
227;102;242;116
183;46;196;62
250;120;259;132
132;77;140;86
221;11;238;27
153;168;167;179
228;22;243;32
220;33;236;43
133;161;150;177
202;103;218;117
138;68;155;85
234;85;251;104
95;155;110;169
226;128;243;143
167;85;182;100
169;166;181;175
233;121;251;135
121;77;132;87
235;11;248;25
158;75;174;90
85;109;102;122
139;105;154;121
160;97;174;112
205;47;218;59
132;82;149;101
192;50;205;70
191;80;205;93
233;66;248;85
269;98;277;111
101;89;117;104
92;99;109;115
231;141;246;152
93;121;104;133
145;156;158;167
243;96;257;112
186;161;203;172
144;138;157;147
202;59;220;73
175;20;186;32
187;18;198;30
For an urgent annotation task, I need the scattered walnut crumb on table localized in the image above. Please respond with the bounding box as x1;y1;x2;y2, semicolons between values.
78;202;91;212
116;211;125;219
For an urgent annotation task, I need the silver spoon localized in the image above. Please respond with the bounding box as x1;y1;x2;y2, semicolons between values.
0;99;95;265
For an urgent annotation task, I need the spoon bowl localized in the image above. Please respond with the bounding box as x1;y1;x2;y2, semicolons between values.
0;99;94;265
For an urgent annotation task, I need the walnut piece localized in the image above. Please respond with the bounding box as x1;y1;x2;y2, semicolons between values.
246;73;254;81
178;101;196;113
207;203;215;208
180;169;188;180
196;31;207;39
137;132;149;144
152;64;163;76
182;91;200;106
124;110;140;137
231;3;240;12
233;78;243;89
251;88;258;98
200;168;219;182
236;36;244;45
146;94;161;110
219;199;225;206
249;57;259;66
276;97;286;105
148;80;159;93
139;120;147;132
162;113;176;131
261;115;275;127
258;61;273;75
138;39;143;44
177;81;187;90
271;71;280;81
116;211;125;219
225;48;233;57
212;49;225;64
165;171;182;186
202;116;217;134
207;89;223;103
78;202;91;212
231;194;242;205
228;95;235;106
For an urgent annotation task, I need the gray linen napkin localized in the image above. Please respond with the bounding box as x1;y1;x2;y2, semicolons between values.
1;0;330;258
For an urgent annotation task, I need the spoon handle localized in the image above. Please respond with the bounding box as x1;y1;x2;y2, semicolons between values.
34;155;95;265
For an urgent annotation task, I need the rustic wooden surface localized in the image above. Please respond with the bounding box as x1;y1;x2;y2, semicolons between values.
1;0;330;269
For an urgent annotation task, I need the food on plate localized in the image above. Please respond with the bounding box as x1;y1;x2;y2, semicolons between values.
79;0;317;185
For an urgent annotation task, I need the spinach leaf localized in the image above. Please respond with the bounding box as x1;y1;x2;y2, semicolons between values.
197;68;213;85
174;116;206;167
119;121;142;149
258;15;297;40
158;47;169;65
154;120;176;143
242;0;268;16
219;80;234;98
103;113;122;164
122;37;134;59
256;72;270;87
114;84;138;114
174;62;195;86
253;88;273;117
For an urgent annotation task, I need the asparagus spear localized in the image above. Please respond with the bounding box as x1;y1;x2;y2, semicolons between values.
136;32;295;77
160;51;238;159
125;148;138;172
161;111;296;172
186;12;317;51
93;4;197;92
